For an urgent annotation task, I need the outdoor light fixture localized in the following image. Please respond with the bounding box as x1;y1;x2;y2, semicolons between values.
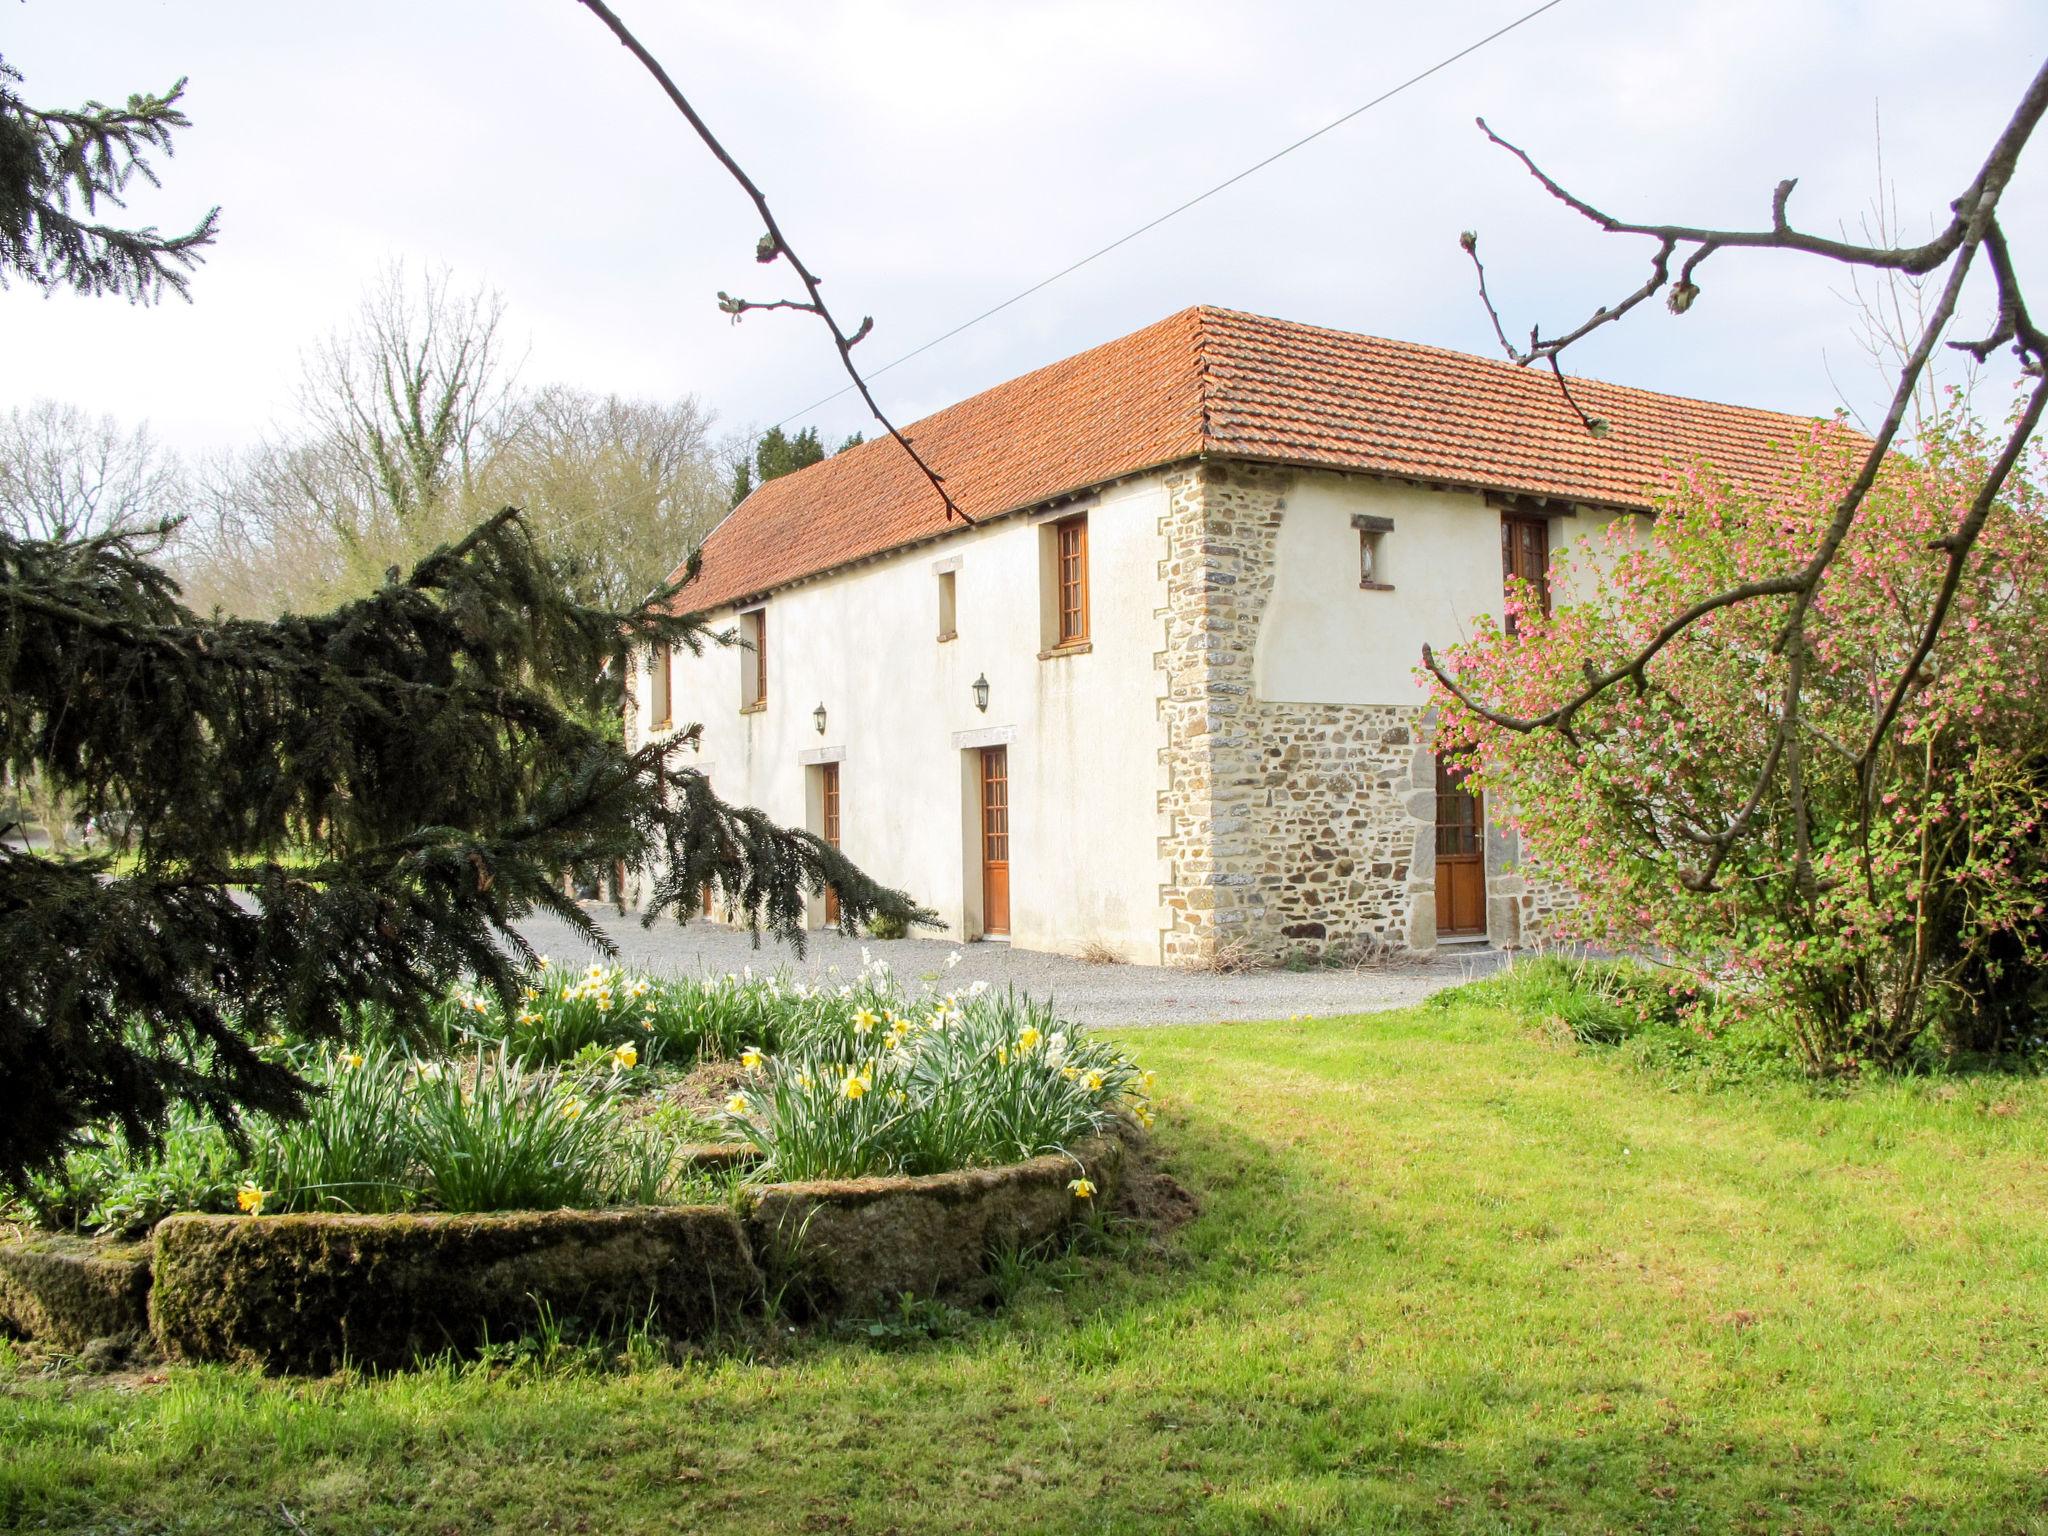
972;673;990;713
813;701;827;735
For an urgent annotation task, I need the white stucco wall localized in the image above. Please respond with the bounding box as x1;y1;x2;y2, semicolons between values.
1252;471;1631;707
635;473;1172;961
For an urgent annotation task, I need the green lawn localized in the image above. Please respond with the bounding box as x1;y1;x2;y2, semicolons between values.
7;998;2048;1534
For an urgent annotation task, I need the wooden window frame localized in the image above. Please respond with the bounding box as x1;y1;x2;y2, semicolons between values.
740;607;768;713
649;643;673;730
1500;513;1551;634
1054;514;1089;648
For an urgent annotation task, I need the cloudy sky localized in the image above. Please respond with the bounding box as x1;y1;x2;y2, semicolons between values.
6;1;2045;462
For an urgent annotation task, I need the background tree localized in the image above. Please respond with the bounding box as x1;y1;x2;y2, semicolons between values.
180;267;734;619
725;423;863;506
0;400;186;850
0;57;927;1191
486;385;728;612
0;399;184;542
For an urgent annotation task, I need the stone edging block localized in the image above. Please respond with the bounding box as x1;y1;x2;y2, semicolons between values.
0;1233;153;1349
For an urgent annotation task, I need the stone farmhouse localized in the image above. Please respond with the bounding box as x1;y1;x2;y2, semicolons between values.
628;306;1813;965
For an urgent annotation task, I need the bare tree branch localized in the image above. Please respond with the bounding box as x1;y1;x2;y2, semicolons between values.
1430;55;2048;892
571;0;973;526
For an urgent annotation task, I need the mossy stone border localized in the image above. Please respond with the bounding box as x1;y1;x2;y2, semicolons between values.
0;1233;153;1349
744;1134;1124;1314
2;1131;1133;1370
151;1204;761;1374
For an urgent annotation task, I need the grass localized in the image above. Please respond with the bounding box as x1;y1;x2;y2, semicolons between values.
7;993;2048;1533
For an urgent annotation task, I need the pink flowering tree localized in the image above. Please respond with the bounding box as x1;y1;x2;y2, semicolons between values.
1429;403;2048;1070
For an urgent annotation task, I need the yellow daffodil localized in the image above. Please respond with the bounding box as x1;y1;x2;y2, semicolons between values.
1017;1026;1042;1050
236;1184;266;1215
1084;1070;1105;1092
518;1010;540;1026
1139;1070;1156;1094
536;955;551;970
558;1098;585;1121
997;1046;1009;1067
726;1093;750;1115
741;1047;764;1070
342;1051;365;1071
853;1007;879;1035
1062;1065;1079;1081
1068;1178;1096;1200
523;988;538;1002
1134;1104;1156;1129
796;1073;814;1090
841;1073;868;1101
613;1043;638;1070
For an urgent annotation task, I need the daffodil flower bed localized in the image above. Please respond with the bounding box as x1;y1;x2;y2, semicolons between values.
20;950;1155;1235
721;980;1150;1182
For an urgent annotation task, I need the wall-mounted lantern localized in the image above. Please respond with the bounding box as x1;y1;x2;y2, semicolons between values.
971;673;990;713
813;701;828;736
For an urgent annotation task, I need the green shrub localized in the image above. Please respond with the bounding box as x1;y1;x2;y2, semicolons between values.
23;1103;243;1236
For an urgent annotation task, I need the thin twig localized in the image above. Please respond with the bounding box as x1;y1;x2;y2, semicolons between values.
571;0;973;525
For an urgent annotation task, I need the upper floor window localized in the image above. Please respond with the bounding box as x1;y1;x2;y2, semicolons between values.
648;643;672;730
937;568;957;642
1501;513;1550;632
1353;511;1394;590
1054;514;1089;646
740;607;767;711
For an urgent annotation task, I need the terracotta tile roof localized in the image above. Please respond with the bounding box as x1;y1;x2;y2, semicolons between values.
669;305;1831;613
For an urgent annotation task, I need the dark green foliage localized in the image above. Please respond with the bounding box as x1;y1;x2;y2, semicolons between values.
0;508;931;1189
0;56;218;303
725;424;862;505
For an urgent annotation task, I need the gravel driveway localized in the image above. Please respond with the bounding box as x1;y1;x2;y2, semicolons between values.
514;907;1508;1027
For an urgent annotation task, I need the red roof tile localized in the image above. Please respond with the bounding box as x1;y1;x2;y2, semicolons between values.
670;305;1830;613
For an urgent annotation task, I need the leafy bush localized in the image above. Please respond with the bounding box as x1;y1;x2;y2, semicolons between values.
23;1103;243;1236
1431;408;2048;1070
1437;955;1802;1087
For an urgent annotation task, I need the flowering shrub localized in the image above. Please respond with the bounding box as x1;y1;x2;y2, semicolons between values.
722;951;1151;1180
1430;404;2048;1068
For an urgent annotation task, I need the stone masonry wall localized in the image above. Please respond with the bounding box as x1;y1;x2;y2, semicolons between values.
1153;461;1588;962
1155;463;1438;964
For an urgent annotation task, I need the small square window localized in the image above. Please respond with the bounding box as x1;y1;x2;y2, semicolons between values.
1353;512;1394;591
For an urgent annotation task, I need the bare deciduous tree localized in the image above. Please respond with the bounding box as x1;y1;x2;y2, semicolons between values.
0;399;183;542
1430;57;2048;897
484;386;728;612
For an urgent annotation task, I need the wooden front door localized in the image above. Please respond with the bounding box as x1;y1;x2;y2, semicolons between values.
979;746;1010;936
1435;754;1486;937
820;762;841;926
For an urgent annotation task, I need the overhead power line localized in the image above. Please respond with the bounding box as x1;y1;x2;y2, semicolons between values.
772;0;1571;429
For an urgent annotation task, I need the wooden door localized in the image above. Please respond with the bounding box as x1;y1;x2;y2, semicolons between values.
1434;754;1486;937
979;746;1010;936
820;762;841;926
